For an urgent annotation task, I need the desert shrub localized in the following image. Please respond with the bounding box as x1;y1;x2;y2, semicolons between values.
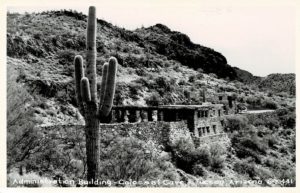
114;82;128;105
135;68;147;76
178;79;186;86
188;75;195;83
99;136;180;187
224;115;248;132
192;164;207;177
170;137;197;172
193;145;211;167
170;138;226;174
128;83;142;100
209;143;226;173
33;32;42;40
263;100;278;109
7;66;41;170
265;135;278;148
145;92;162;106
264;118;280;130
279;146;288;154
280;113;295;129
153;76;174;94
233;161;256;178
234;161;275;185
231;134;266;163
57;50;75;65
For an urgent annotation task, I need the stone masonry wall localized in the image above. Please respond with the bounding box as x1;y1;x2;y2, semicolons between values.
41;121;194;148
99;121;193;147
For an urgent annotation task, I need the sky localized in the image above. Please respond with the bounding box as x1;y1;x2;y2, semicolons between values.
7;0;297;76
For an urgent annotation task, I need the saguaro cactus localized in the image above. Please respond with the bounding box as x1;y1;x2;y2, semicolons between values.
74;6;118;187
201;88;206;103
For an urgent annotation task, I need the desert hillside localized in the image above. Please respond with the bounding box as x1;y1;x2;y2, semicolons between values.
7;10;295;187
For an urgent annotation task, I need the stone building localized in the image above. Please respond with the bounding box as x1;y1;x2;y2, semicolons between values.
110;102;225;142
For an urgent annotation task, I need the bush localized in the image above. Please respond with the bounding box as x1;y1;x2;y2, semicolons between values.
7;65;41;170
225;115;248;132
99;136;180;187
266;136;278;148
263;100;278;109
145;92;162;106
231;134;266;163
153;76;174;94
209;143;226;173
57;50;75;65
193;145;211;167
192;164;207;177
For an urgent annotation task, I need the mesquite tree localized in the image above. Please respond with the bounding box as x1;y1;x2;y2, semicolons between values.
74;6;118;186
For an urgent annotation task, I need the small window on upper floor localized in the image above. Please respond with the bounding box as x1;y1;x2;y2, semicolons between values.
213;125;217;134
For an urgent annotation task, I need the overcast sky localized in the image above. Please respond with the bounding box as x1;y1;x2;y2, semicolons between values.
7;0;296;76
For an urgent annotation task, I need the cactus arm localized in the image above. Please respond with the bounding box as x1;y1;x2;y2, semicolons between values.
86;6;97;102
74;55;85;113
81;77;91;102
99;62;108;106
99;57;118;117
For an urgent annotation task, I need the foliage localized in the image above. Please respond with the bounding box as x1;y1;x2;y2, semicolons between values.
7;65;41;170
170;137;225;174
224;115;248;132
145;92;162;106
99;135;180;187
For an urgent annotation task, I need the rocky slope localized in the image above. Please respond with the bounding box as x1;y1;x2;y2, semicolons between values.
6;10;296;187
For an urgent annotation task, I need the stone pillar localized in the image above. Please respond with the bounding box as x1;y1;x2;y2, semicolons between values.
202;127;206;136
147;110;153;121
119;109;126;122
111;109;116;123
157;110;164;121
198;128;202;137
140;110;147;122
124;110;129;123
194;126;199;137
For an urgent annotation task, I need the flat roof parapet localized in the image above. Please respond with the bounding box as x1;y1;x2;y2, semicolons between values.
112;103;223;111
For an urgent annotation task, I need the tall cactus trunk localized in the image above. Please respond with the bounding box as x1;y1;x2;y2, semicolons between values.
85;6;99;187
85;104;100;185
74;6;118;187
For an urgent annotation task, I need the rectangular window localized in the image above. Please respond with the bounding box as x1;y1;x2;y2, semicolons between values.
206;126;210;133
198;128;202;136
213;125;217;134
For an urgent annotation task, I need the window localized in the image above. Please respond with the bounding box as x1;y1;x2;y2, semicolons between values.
206;126;210;133
218;110;221;116
198;128;202;136
205;111;208;117
213;125;217;134
219;96;223;101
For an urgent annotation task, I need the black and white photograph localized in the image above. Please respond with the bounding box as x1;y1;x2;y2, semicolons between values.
4;0;297;189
